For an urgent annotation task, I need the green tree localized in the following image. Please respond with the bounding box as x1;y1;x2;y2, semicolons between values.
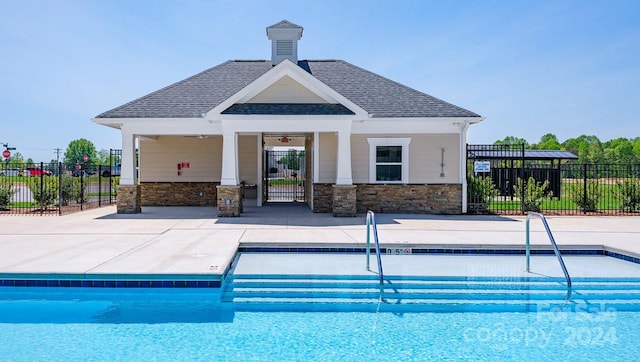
96;149;110;165
562;135;602;164
494;136;529;147
633;137;640;160
279;149;304;171
532;133;562;150
5;151;23;168
603;138;635;164
63;139;97;170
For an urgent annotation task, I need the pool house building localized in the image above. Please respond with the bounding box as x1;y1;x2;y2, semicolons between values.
93;20;484;217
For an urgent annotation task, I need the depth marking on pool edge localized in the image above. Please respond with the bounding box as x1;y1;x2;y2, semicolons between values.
386;248;413;255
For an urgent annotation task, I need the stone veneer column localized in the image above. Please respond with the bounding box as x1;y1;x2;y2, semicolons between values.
216;185;242;217
332;185;357;217
117;185;141;214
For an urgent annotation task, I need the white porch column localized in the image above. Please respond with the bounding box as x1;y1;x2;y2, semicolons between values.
220;130;239;186
256;132;263;207
335;127;353;185
120;127;137;185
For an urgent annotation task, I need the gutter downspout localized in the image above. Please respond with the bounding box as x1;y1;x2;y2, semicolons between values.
460;120;471;214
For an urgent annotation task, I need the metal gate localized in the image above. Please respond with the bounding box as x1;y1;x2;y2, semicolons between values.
264;149;305;202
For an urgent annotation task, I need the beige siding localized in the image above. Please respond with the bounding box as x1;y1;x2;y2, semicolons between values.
318;132;336;183
409;134;460;183
238;135;258;185
248;76;327;104
139;136;222;182
350;135;369;183
350;134;461;184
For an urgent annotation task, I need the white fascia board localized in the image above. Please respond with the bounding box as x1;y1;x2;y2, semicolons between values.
351;117;483;134
92;118;123;129
222;118;350;133
95;117;223;135
207;59;368;119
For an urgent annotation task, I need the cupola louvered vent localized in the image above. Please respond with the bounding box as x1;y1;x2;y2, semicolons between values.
276;40;293;56
266;20;303;65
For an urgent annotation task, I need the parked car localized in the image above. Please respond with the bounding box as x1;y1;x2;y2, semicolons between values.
26;167;52;176
101;163;121;177
0;169;30;177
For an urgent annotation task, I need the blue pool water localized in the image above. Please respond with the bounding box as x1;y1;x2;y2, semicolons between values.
1;287;639;361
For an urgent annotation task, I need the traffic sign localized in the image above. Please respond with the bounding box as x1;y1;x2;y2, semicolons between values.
2;150;10;158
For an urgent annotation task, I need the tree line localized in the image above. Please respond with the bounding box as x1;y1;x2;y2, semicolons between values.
493;134;640;165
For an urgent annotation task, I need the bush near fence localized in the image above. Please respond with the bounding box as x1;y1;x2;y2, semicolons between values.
0;162;117;215
469;163;640;215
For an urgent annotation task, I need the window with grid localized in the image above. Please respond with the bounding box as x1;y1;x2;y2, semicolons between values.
367;138;411;183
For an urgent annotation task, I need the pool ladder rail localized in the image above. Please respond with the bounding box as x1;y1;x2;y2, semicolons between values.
365;211;384;291
526;212;572;301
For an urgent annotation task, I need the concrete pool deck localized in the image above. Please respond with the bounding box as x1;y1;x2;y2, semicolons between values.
0;204;639;279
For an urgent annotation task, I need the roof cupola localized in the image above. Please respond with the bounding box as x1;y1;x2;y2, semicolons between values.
266;20;303;65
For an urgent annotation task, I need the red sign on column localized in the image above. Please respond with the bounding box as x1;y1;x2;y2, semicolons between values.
2;150;10;158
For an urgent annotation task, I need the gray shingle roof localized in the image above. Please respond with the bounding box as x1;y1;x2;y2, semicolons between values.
96;60;481;119
267;20;303;30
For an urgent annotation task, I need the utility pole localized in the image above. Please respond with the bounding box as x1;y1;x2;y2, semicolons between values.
54;148;62;163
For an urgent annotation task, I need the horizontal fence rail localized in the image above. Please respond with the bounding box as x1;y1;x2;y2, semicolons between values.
0;162;118;215
468;145;640;215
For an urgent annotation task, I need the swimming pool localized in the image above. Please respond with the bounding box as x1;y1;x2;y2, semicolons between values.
1;252;640;361
0;286;638;361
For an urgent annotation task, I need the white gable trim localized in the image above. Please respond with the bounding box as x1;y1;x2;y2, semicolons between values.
207;59;368;119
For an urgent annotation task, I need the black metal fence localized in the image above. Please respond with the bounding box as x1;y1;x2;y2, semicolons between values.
0;162;118;215
264;150;305;202
467;144;640;215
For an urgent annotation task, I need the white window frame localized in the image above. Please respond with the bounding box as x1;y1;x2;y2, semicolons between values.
367;138;411;184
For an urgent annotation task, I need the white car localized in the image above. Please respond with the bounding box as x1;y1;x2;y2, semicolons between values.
0;169;30;177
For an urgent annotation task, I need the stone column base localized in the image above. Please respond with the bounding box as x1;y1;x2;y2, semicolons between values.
332;185;357;217
117;185;141;214
217;185;242;217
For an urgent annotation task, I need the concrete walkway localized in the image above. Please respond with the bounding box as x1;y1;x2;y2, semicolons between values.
0;204;639;279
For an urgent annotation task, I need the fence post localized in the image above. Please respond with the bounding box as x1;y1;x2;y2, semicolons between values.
520;143;525;215
582;163;587;214
58;162;62;216
98;165;102;207
39;162;44;215
80;171;84;211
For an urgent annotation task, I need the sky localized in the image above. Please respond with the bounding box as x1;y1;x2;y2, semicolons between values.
1;0;638;162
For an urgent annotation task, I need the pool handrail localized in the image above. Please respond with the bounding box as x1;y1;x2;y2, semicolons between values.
366;210;384;286
526;212;572;301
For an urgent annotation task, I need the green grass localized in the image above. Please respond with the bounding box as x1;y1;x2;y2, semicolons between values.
9;201;38;208
488;182;627;212
268;179;301;186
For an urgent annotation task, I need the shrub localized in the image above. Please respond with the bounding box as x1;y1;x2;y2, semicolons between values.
566;180;601;212
29;177;59;208
468;175;498;209
60;177;86;205
0;181;16;210
111;177;119;197
513;177;553;212
615;179;640;212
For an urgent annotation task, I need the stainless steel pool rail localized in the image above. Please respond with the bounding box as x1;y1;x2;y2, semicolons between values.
365;210;384;287
526;212;572;301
